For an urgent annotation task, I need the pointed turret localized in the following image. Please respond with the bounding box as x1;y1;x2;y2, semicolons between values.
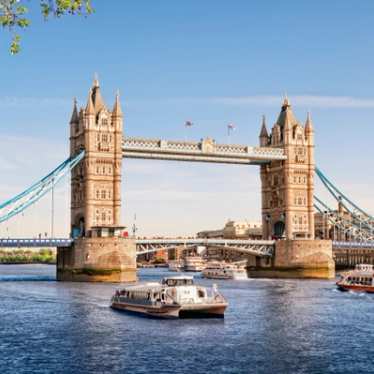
305;111;313;132
91;74;106;113
259;115;269;146
70;98;79;124
259;115;268;137
85;88;95;115
276;97;298;129
112;91;123;117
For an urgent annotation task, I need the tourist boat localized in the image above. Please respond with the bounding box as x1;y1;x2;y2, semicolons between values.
183;256;206;272
336;264;374;292
110;276;228;318
202;261;247;280
168;260;183;272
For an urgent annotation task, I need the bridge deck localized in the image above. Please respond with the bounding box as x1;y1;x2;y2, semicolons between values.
122;137;286;165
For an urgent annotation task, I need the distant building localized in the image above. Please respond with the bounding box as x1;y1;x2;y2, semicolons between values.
197;220;262;240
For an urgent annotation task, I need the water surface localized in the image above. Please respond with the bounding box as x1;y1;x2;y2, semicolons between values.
0;265;373;374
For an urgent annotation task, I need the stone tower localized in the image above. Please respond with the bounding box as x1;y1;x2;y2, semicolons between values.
69;77;123;236
259;98;315;240
57;77;136;282
255;98;334;279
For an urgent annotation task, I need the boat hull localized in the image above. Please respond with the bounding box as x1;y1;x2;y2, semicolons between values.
111;301;227;318
336;282;374;293
111;301;181;318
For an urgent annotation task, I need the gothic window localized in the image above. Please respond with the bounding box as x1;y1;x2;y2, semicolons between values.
102;212;106;222
273;175;278;186
75;123;79;133
101;190;106;199
298;197;303;205
96;166;100;174
102;119;108;126
96;190;100;199
103;166;106;174
97;134;100;142
108;190;112;199
102;134;108;142
299;217;303;225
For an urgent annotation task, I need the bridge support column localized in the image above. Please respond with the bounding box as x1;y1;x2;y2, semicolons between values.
57;236;136;282
249;239;335;279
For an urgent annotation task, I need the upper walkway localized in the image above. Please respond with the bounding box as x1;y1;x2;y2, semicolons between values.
122;137;286;165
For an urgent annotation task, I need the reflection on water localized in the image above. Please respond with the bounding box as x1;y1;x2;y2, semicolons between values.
0;265;373;374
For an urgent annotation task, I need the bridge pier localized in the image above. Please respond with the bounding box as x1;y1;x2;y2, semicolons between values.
249;239;335;279
57;235;136;282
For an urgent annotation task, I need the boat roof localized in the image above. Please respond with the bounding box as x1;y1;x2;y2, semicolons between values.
118;282;163;291
163;276;194;280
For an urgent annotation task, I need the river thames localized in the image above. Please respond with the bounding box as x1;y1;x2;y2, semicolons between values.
0;265;373;374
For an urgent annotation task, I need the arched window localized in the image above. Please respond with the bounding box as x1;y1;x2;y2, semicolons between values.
96;190;100;199
102;212;106;222
101;190;106;199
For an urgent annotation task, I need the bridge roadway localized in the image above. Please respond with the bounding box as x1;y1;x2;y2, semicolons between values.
1;238;374;257
122;137;287;165
0;238;275;257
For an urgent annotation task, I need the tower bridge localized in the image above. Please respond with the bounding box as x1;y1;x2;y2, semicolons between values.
1;77;373;281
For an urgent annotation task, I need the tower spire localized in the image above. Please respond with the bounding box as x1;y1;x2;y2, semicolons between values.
93;72;99;88
91;73;106;112
305;111;313;132
259;115;269;138
112;90;123;117
70;97;79;124
85;88;95;115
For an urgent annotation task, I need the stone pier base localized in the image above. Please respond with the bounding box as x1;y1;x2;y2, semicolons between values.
249;239;335;279
57;237;137;282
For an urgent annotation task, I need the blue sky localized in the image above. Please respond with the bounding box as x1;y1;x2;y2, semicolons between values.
0;0;373;237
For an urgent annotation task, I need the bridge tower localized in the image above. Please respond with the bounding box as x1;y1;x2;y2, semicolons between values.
57;78;136;282
257;99;334;278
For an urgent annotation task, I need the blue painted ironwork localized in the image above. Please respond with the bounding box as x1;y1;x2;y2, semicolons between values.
315;167;374;241
0;151;84;224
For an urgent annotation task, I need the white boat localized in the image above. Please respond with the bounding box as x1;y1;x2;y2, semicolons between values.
183;256;206;272
168;260;183;272
202;261;247;280
110;276;228;318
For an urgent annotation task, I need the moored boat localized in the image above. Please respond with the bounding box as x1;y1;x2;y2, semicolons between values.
168;260;183;272
110;276;228;318
183;256;206;272
202;261;247;280
336;264;374;292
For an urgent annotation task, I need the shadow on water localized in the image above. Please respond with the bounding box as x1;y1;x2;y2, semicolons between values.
0;275;55;282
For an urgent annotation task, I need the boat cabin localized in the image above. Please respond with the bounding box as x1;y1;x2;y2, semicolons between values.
355;264;373;272
162;276;194;287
